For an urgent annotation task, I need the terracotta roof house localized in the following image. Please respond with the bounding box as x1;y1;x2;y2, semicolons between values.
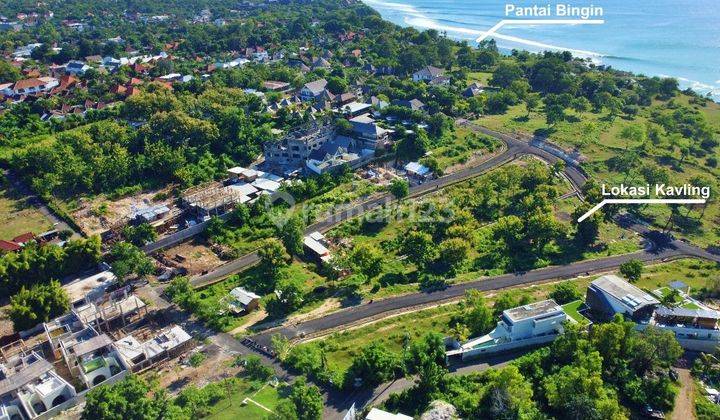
0;240;22;252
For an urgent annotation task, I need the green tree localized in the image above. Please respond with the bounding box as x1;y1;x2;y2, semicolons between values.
543;364;625;420
400;230;437;269
437;237;469;274
490;62;524;88
619;259;643;282
549;281;583;304
279;215;305;256
122;223;157;247
258;238;291;282
346;341;404;387
573;204;602;246
389;178;409;199
109;242;154;282
9;280;70;331
0;60;22;83
477;366;541;419
463;290;495;337
82;375;168;420
289;377;324;420
347;243;384;278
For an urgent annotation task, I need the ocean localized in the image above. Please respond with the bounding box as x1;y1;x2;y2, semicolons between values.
362;0;720;100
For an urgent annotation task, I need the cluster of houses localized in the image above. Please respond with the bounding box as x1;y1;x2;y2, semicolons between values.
448;274;720;362
262;97;390;176
0;267;194;419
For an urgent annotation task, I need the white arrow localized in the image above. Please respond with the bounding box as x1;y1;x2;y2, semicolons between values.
577;198;706;222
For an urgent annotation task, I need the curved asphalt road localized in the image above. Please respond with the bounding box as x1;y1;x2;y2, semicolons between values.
251;238;720;348
190;124;587;288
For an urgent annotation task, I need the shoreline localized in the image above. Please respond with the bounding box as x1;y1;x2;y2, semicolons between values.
361;0;720;102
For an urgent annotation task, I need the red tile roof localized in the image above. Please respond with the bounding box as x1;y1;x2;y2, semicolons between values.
0;240;21;252
11;232;34;244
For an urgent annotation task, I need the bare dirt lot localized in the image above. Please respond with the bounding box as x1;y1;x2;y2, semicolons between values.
71;186;177;236
158;240;226;276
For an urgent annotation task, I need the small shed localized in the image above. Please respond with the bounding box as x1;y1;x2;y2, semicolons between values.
228;287;261;314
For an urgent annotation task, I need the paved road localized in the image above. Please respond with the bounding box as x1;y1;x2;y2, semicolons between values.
252;237;720;348
190;125;587;289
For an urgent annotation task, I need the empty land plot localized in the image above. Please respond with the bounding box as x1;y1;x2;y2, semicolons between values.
0;181;53;239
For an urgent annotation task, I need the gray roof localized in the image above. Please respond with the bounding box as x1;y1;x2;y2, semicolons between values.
72;334;113;357
229;287;260;307
414;65;444;78
303;79;328;95
655;306;720;319
590;275;659;309
503;299;562;323
0;357;52;396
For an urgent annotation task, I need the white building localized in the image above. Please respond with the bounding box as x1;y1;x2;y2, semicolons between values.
0;352;77;420
58;327;129;389
65;61;91;75
303;231;332;264
365;408;413;420
300;79;328;102
114;325;193;371
449;299;567;361
586;274;659;321
412;65;444;82
1;77;58;96
227;288;261;314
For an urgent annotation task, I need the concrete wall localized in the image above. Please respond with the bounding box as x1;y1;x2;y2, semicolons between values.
460;334;559;361
35;370;129;420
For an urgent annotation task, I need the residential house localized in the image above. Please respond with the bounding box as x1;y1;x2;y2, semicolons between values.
447;299;568;361
404;161;432;180
114;325;193;371
463;82;486;98
227;288;261;314
366;408;413;420
57;327;129;388
428;75;451;86
586;275;720;352
311;57;331;70
264;120;335;169
585;274;659;321
65;61;90;75
300;79;328;101
1;77;58;97
391;98;426;112
340;102;372;118
0;351;77;419
412;65;444;82
349;114;389;149
0;232;35;252
306;138;374;175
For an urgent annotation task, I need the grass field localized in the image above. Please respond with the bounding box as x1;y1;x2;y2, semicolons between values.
204;381;288;419
0;178;53;240
562;300;591;326
194;261;328;332
299;257;720;378
328;161;641;299
477;94;720;247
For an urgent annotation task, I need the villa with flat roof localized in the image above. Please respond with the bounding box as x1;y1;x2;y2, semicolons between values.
448;299;568;361
0;351;76;420
58;327;129;389
586;274;659;321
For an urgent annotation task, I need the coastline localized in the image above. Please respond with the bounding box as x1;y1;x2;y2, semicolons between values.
361;0;720;102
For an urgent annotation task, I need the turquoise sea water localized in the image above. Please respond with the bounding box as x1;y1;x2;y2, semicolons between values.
363;0;720;100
